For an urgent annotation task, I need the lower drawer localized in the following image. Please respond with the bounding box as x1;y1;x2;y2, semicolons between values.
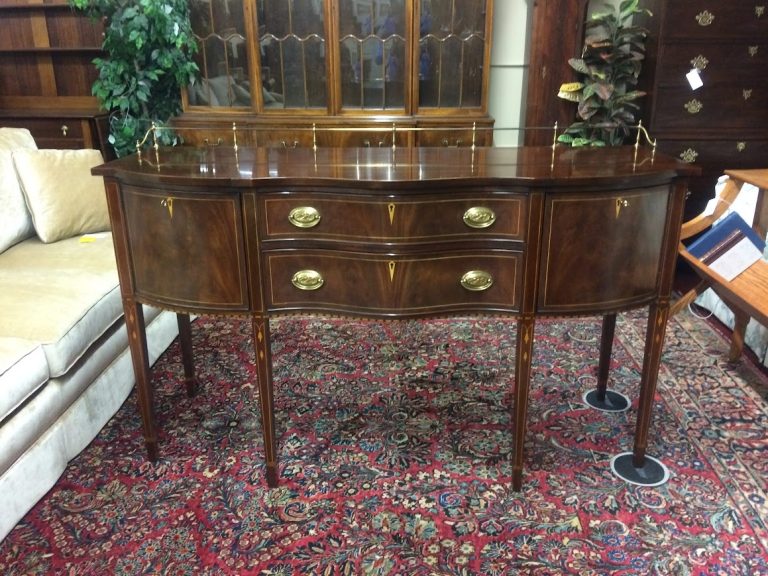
264;249;522;315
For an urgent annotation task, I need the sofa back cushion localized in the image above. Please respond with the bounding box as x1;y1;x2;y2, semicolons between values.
13;149;110;244
0;127;37;150
0;128;37;253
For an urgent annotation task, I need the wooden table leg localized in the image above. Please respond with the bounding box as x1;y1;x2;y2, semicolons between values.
176;313;197;397
596;313;616;400
611;302;670;486
512;315;535;491
252;315;278;487
124;300;158;461
584;313;629;412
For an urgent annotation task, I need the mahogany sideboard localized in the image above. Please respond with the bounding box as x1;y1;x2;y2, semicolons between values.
93;145;696;490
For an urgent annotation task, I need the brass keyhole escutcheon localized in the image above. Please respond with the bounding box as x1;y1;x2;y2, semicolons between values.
61;124;69;137
615;198;629;218
161;197;174;219
388;203;396;225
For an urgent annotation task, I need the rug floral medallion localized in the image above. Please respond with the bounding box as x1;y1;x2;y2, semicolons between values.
1;311;767;575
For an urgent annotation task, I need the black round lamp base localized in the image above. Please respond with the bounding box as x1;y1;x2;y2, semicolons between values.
610;452;670;487
583;390;630;412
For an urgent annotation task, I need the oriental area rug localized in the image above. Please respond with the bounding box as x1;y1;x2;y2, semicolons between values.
1;311;767;575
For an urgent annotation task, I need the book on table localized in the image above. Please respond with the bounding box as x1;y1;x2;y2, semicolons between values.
686;212;767;281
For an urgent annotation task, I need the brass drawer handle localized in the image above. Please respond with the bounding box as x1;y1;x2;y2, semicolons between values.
679;148;699;163
690;55;708;71
460;270;493;292
684;99;703;114
291;270;324;291
441;138;463;147
463;206;496;229
61;124;69;137
757;6;765;18
695;10;715;26
737;142;747;152
288;206;321;228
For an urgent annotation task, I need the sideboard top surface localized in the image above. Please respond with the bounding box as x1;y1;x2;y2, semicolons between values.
94;145;697;190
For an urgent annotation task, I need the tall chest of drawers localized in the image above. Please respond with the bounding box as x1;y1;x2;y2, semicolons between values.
641;1;768;219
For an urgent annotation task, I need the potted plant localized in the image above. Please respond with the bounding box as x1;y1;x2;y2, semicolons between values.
69;0;199;157
556;0;652;147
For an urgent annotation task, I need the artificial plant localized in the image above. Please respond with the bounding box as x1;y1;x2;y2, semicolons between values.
557;0;651;147
69;0;199;157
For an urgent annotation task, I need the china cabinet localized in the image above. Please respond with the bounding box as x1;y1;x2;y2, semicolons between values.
175;0;495;147
0;1;112;158
639;0;768;219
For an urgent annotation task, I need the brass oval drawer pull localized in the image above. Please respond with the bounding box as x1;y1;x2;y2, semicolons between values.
288;206;321;228
460;270;493;292
291;270;324;291
463;206;496;229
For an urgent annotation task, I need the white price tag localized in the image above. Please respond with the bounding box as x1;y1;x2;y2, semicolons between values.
686;68;703;90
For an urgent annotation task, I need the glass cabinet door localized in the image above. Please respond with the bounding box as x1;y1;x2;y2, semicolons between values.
338;0;408;111
256;0;328;110
418;0;488;109
188;0;252;108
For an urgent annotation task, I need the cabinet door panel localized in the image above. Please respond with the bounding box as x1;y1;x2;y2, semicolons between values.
122;186;249;311
538;186;670;313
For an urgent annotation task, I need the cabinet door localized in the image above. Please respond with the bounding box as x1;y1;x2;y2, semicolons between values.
188;0;254;108
537;186;670;313
122;185;249;312
337;0;410;112
255;0;329;110
416;0;491;111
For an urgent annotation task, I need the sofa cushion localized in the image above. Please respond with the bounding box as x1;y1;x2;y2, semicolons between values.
0;127;37;150
12;148;110;244
0;151;35;254
0;234;122;377
0;338;49;423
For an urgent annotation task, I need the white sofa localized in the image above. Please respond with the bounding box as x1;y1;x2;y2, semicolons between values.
0;128;179;541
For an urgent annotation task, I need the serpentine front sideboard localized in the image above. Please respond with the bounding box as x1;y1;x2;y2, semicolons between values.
93;145;696;490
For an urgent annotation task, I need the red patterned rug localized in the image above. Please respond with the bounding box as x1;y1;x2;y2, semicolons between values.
2;311;767;575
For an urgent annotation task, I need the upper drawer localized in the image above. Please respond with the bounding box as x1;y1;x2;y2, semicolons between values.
261;193;527;243
1;117;85;148
655;42;768;87
652;86;768;130
663;3;768;39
